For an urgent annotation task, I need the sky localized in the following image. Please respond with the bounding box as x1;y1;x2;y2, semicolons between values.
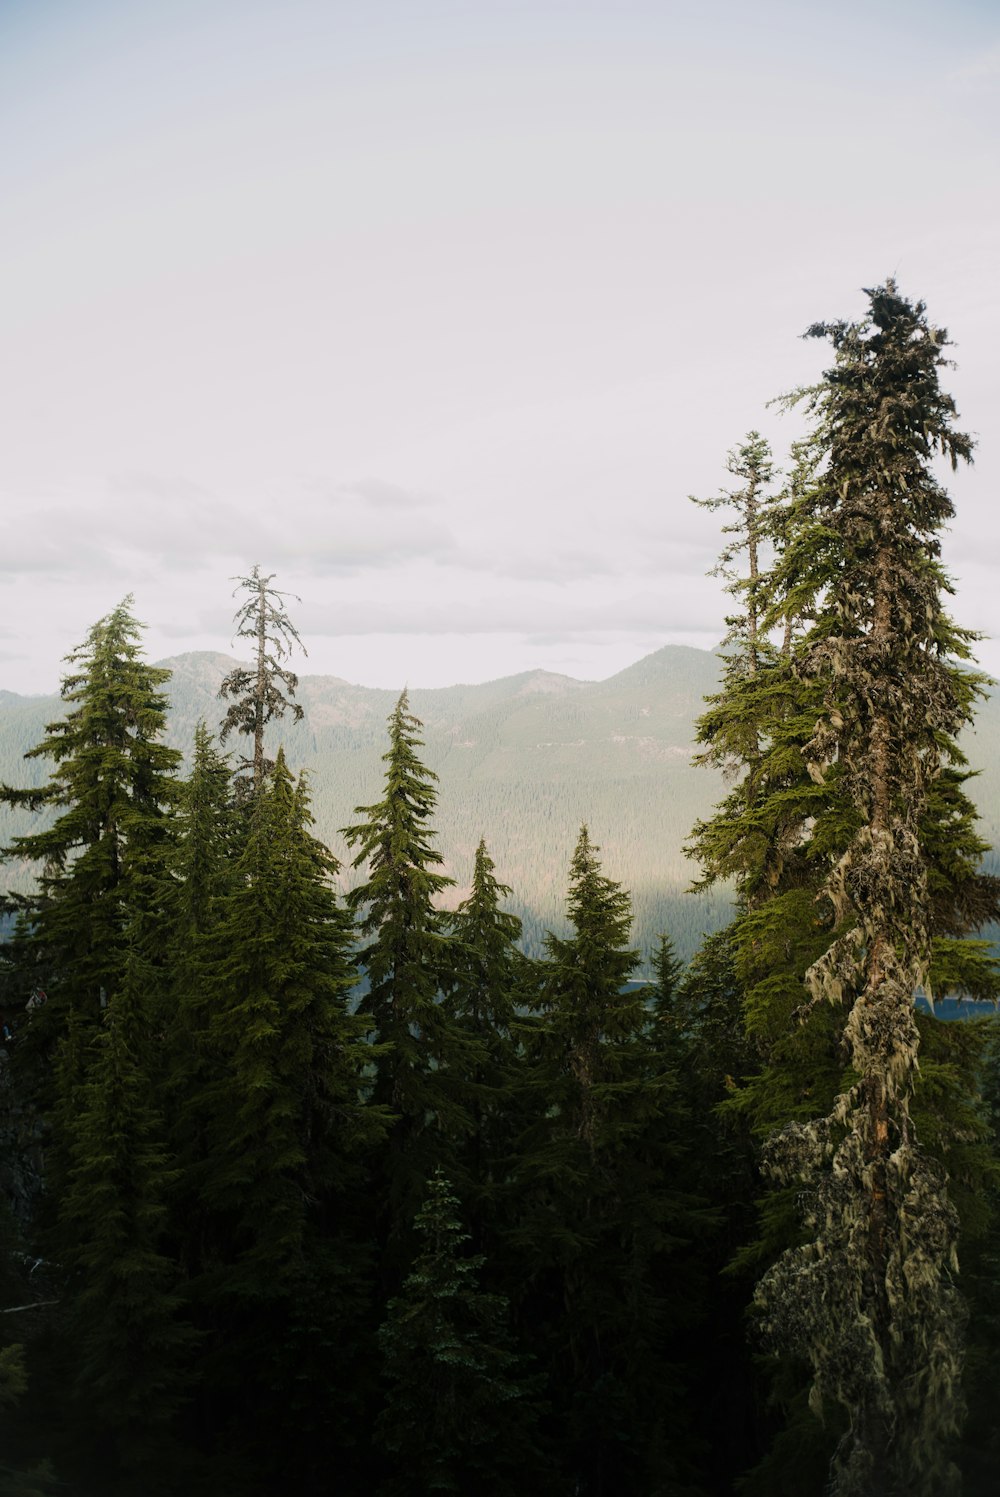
1;0;999;693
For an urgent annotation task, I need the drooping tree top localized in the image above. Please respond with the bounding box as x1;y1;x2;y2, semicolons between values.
218;565;306;792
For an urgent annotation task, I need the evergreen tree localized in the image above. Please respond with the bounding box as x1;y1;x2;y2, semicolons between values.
671;931;763;1491
161;724;238;1295
190;749;375;1475
755;281;987;1496
0;602;184;1389
169;722;236;950
218;565;305;794
513;827;707;1495
689;283;1000;1494
343;692;472;1245
690;430;779;682
648;932;684;1027
57;938;193;1485
0;599;181;1038
444;839;533;1242
376;1169;541;1497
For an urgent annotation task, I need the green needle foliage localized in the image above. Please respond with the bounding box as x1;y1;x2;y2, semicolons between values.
514;827;709;1495
755;284;992;1497
691;430;780;683
0;599;181;1039
444;839;534;1240
689;283;1000;1495
376;1169;542;1497
58;938;194;1485
343;692;474;1247
183;748;377;1486
199;747;371;1279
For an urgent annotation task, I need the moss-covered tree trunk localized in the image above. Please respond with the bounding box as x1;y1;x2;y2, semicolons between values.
755;282;979;1496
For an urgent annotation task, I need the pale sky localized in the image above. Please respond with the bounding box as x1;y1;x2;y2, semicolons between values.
2;0;999;693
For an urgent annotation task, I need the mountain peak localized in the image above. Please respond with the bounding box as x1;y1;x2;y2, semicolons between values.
515;670;587;696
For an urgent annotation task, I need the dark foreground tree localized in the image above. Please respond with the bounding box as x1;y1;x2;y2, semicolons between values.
188;749;376;1488
514;827;709;1495
218;565;306;794
58;939;194;1483
376;1170;541;1496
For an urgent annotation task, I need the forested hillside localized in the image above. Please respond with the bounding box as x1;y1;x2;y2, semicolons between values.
4;644;1000;961
0;644;737;960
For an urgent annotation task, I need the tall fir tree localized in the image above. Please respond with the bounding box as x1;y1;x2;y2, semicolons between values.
218;565;305;795
0;599;181;1039
690;430;779;683
444;839;533;1245
184;749;377;1490
513;827;708;1496
57;937;194;1488
0;601;183;1349
689;283;1000;1494
161;724;238;1289
375;1170;542;1497
754;281;987;1496
343;692;473;1251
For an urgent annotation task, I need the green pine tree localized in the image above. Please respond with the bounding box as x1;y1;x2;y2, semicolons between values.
689;283;1000;1495
376;1169;541;1497
691;430;780;684
444;839;534;1243
187;748;377;1488
0;599;182;1039
58;936;194;1484
343;692;473;1246
513;827;709;1495
161;723;238;1289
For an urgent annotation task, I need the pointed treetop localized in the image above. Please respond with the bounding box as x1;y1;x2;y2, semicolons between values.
219;565;307;793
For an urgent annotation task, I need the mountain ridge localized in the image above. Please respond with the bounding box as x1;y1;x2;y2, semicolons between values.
3;643;999;962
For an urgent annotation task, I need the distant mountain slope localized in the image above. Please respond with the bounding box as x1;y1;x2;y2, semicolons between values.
4;645;1000;963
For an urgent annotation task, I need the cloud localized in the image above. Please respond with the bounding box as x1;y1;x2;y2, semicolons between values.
948;44;1000;84
294;583;722;640
0;473;457;580
0;522;132;579
459;534;716;583
272;516;457;576
303;477;441;511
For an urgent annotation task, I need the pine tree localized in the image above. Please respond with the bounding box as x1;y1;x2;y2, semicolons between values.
376;1169;541;1497
185;749;376;1487
444;839;532;1241
57;936;194;1482
161;724;237;1282
513;827;707;1495
0;599;181;1038
218;565;305;794
343;692;472;1244
689;283;1000;1494
691;430;779;682
169;722;236;949
0;602;184;1378
647;932;684;1026
197;746;370;1277
755;281;989;1495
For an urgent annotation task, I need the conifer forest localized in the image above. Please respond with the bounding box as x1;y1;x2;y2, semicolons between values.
4;283;1000;1496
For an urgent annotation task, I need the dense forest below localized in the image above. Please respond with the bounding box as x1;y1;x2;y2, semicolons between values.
2;282;1000;1497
